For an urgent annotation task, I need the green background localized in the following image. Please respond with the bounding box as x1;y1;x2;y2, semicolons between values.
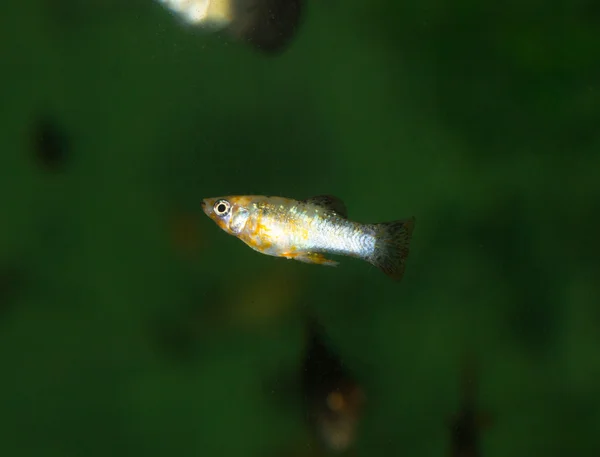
1;0;599;456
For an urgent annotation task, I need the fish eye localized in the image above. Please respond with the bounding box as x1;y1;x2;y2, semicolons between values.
214;199;231;216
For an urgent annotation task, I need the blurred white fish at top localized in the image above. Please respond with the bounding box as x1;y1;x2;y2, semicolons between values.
155;0;305;54
157;0;231;28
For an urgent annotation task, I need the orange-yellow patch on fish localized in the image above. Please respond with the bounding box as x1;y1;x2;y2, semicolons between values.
302;252;333;265
299;225;310;241
281;251;338;266
280;247;300;258
243;216;274;251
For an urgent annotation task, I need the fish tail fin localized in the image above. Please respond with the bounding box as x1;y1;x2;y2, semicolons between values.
367;217;415;281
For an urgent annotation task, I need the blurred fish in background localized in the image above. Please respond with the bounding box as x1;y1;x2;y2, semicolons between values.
156;0;304;53
447;354;493;457
263;316;365;456
301;317;366;453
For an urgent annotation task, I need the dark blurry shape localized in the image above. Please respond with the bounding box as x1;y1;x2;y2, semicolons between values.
301;317;365;453
31;115;70;171
0;267;24;319
157;0;304;54
447;354;493;457
232;0;304;53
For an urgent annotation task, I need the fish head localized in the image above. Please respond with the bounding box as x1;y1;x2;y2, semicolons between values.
201;196;251;235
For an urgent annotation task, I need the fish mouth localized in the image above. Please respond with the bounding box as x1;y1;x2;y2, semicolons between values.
200;198;211;215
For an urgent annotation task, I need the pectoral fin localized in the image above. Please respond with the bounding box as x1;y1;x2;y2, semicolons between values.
304;195;348;218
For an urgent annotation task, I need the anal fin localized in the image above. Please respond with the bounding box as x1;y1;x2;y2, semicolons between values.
294;252;339;267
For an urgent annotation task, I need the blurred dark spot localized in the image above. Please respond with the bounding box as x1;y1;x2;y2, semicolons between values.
31;115;70;171
234;0;304;54
301;318;348;406
448;356;492;457
0;267;24;319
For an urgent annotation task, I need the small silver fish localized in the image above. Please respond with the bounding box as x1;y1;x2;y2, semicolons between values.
201;194;415;281
156;0;304;54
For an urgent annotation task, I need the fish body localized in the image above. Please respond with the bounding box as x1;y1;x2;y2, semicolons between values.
155;0;304;54
201;194;415;281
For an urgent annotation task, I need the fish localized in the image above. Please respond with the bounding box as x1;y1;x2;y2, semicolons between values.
301;317;366;452
201;194;415;281
261;316;365;453
156;0;304;54
447;354;493;457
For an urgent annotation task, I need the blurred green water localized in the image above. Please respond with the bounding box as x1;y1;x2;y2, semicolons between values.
1;0;599;456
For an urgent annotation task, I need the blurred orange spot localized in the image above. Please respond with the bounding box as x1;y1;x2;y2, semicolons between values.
170;212;203;257
326;391;345;412
227;267;301;327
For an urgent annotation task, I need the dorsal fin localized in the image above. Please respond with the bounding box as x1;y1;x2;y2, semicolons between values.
304;195;348;218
